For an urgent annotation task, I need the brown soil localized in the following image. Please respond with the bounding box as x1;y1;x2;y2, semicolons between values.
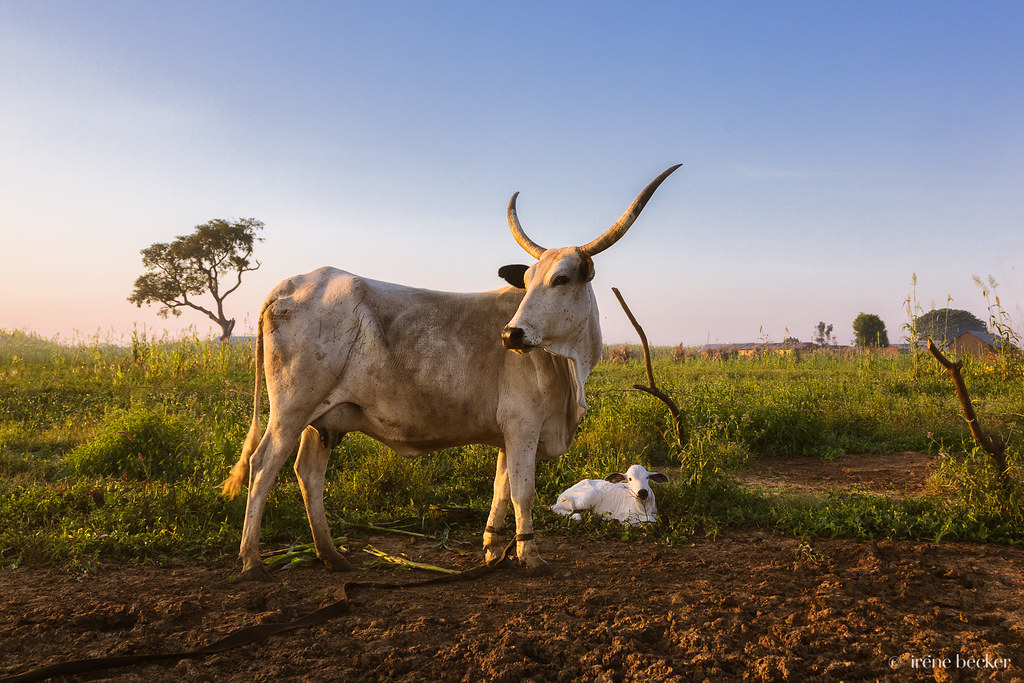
3;454;1023;682
738;451;940;497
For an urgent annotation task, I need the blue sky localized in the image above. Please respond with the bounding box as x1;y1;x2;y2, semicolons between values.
2;2;1022;345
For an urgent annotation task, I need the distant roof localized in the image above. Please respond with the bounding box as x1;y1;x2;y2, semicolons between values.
956;329;1001;347
919;328;1001;349
924;325;987;344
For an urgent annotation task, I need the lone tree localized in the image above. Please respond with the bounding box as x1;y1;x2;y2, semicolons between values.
852;313;889;348
814;321;834;347
129;218;264;341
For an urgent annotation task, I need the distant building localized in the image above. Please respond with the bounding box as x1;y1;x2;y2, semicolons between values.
918;327;1000;354
952;330;1000;354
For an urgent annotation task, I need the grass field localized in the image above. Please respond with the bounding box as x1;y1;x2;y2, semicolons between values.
1;329;1022;570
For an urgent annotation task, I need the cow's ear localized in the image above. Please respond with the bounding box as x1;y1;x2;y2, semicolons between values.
498;264;529;288
647;472;669;484
605;472;627;483
578;253;595;282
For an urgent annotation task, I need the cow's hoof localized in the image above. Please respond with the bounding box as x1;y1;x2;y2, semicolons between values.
239;564;273;582
525;561;554;578
323;552;357;572
492;557;516;570
484;545;514;565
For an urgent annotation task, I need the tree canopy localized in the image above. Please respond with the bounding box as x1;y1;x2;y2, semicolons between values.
853;313;889;348
129;218;264;341
915;308;987;343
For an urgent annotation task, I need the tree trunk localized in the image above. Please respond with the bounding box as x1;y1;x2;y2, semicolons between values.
219;318;236;342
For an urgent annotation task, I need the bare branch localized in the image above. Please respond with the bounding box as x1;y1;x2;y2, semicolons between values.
927;339;1009;485
221;257;259;300
165;295;218;322
612;287;684;445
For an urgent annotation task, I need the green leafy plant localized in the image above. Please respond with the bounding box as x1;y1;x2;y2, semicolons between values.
65;406;202;480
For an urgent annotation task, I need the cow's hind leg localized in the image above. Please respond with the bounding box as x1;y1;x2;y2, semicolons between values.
294;426;354;572
484;448;512;564
239;421;306;579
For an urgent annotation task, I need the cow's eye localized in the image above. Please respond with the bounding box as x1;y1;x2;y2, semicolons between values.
552;274;570;286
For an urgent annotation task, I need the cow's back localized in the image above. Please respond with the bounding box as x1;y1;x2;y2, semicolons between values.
260;267;533;455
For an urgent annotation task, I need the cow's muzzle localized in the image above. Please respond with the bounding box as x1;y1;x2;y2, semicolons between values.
501;326;533;351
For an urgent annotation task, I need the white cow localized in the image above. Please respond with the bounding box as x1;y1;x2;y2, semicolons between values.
551;464;669;526
220;165;681;579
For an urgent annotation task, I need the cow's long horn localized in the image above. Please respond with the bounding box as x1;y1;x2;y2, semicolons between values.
580;164;682;256
507;191;547;259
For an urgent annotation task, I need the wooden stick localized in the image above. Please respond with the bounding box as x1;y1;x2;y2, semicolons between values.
926;339;1009;484
612;287;685;444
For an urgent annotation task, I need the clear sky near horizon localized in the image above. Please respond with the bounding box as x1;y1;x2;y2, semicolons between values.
2;2;1022;347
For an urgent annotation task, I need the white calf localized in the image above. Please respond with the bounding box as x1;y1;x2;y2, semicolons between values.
550;464;669;526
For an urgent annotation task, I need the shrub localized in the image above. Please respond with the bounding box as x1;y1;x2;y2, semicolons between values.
929;443;1024;529
65;406;202;480
606;344;632;364
670;343;689;361
330;439;445;515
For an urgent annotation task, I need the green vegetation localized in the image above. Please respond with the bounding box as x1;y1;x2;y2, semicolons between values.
852;312;889;348
1;328;1021;570
916;307;987;340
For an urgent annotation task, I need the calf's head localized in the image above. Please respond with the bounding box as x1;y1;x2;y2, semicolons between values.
499;165;681;356
606;464;670;504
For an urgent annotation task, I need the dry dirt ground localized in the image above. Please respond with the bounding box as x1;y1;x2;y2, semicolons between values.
3;453;1023;682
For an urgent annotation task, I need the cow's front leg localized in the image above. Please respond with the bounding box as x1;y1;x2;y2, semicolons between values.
505;437;553;577
484;448;511;564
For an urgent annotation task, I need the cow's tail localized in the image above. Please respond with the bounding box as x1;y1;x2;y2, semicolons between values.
220;309;266;499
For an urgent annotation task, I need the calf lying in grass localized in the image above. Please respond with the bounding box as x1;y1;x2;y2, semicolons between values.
550;464;669;526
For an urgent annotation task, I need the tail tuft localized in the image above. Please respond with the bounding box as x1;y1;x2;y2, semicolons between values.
219;458;249;499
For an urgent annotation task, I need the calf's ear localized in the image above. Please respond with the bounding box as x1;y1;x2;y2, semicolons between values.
648;472;669;484
498;264;529;288
604;472;627;483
